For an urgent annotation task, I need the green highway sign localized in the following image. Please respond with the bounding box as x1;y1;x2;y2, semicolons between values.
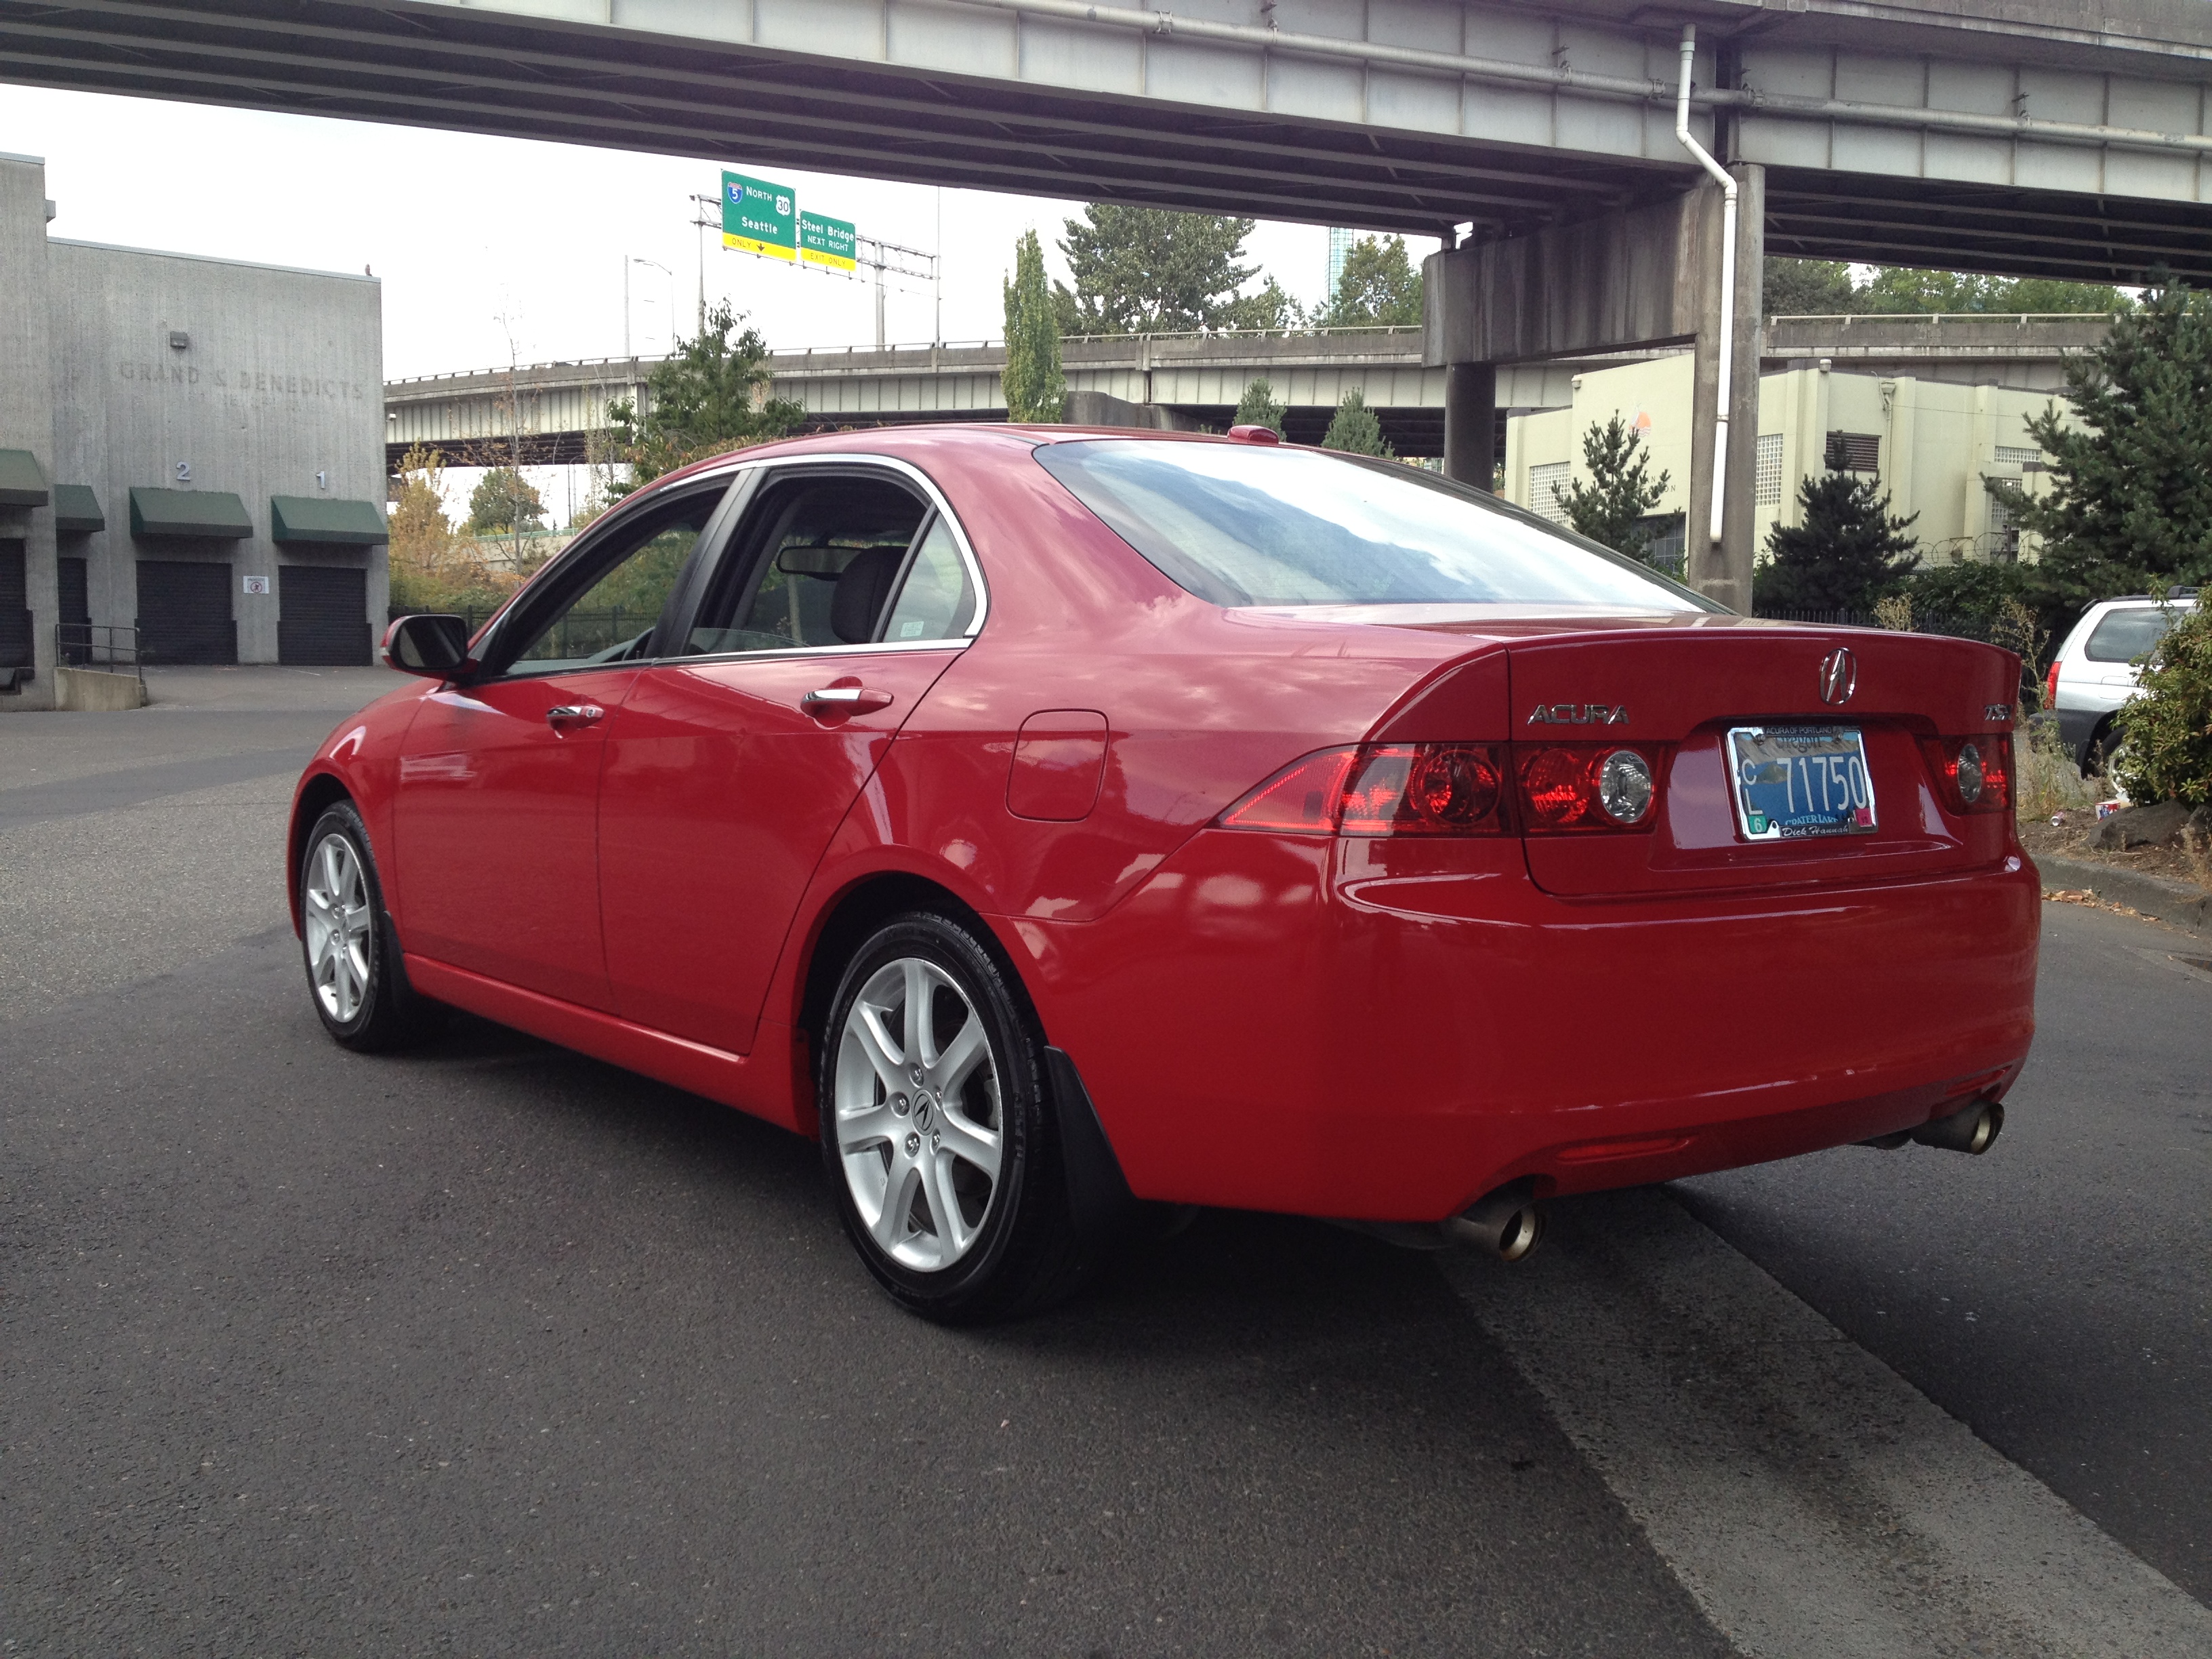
800;211;858;274
723;169;796;262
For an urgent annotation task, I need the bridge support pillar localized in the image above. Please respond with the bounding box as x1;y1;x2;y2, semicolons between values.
1443;361;1496;490
1423;171;1767;609
1684;165;1765;613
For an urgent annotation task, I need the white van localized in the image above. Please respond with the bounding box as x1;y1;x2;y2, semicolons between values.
2046;590;2200;773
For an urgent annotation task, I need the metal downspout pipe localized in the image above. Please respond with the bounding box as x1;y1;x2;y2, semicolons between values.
1675;25;1736;551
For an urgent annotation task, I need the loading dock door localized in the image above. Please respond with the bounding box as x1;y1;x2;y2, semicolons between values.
0;539;28;686
277;566;370;665
58;556;89;663
137;560;237;664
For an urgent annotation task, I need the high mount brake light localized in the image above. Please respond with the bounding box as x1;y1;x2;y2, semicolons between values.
1516;745;1665;832
1218;744;1510;836
1921;733;2013;815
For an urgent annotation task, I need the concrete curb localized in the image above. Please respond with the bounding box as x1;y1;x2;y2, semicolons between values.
2035;852;2211;937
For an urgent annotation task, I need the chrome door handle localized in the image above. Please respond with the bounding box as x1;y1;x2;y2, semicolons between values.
546;703;605;731
801;685;895;716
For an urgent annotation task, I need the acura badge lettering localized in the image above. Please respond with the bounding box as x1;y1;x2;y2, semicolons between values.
1526;703;1629;726
1818;649;1858;706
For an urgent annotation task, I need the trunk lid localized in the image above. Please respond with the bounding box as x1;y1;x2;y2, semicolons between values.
1498;621;2020;898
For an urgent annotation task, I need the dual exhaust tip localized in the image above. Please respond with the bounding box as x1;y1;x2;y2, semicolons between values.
1439;1096;2005;1264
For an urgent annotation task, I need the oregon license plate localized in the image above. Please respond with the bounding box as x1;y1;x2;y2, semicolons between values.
1726;725;1878;841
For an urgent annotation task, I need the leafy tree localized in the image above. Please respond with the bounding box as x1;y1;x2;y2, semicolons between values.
1559;414;1673;565
1993;276;2212;634
1763;259;1857;315
386;445;520;615
1897;559;2031;628
1316;235;1423;329
1233;377;1287;436
1223;276;1304;333
1755;473;1919;612
2112;602;2212;806
1052;205;1269;335
608;300;804;493
465;466;546;535
1321;388;1393;457
1001;228;1065;423
1763;258;2131;318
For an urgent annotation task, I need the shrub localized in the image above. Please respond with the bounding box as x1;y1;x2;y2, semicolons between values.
2112;601;2212;807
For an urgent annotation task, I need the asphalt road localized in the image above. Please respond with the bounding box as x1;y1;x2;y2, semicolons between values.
2;668;2207;1656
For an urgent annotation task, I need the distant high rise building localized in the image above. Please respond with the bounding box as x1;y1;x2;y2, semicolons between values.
1325;227;1354;304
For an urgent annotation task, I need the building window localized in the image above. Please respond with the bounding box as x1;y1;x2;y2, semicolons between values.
1755;433;1784;506
1993;445;2041;468
1986;490;2020;560
1824;431;1880;473
1529;462;1572;524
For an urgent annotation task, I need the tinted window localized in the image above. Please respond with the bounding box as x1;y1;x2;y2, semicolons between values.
2084;606;2182;663
1033;440;1715;611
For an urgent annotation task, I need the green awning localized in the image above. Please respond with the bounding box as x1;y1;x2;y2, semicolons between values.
0;449;49;508
54;484;104;533
270;494;388;545
129;487;253;539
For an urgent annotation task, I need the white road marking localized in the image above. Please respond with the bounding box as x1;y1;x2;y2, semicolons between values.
1441;1187;2212;1659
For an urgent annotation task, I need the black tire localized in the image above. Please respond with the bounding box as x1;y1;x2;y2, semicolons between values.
817;910;1094;1324
298;800;448;1052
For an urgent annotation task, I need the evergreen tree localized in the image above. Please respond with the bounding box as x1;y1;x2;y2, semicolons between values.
1755;473;1920;612
1316;235;1423;329
1321;389;1393;457
464;465;546;535
1232;377;1286;436
1000;228;1065;423
1052;205;1265;335
1994;276;2212;632
607;301;804;493
1558;415;1673;563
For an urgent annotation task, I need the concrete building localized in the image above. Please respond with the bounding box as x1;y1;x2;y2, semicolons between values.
0;150;386;709
1504;352;2066;573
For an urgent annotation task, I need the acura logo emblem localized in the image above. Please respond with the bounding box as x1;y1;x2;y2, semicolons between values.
1818;648;1858;706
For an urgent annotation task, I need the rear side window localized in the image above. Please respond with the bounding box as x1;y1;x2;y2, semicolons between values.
684;471;976;655
2083;607;2181;663
1033;439;1715;611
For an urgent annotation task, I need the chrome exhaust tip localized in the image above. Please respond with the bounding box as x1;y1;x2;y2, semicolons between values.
1911;1097;2005;1155
1443;1186;1545;1262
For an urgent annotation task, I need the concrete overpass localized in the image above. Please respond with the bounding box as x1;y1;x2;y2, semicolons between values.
7;1;2212;279
8;0;2202;605
384;312;2106;468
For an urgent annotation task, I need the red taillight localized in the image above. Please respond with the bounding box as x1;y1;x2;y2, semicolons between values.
1515;744;1665;834
1220;742;1668;836
2043;659;2060;712
1920;733;2012;815
1218;744;1509;836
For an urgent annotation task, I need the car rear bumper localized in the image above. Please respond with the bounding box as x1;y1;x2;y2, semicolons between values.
1016;830;2039;1222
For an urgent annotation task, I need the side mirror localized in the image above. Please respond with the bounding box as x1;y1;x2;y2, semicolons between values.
382;613;474;678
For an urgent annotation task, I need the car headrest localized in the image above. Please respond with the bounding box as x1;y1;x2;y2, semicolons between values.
830;545;903;643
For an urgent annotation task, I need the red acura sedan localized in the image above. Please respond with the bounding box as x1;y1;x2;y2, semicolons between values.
291;424;2036;1320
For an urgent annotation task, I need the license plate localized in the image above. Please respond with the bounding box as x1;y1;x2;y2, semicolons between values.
1726;725;1878;841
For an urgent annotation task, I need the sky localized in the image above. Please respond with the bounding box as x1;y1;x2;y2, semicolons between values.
0;85;1426;377
0;85;1434;523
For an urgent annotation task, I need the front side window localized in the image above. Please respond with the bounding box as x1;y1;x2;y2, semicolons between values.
504;489;723;672
685;471;977;655
1033;439;1716;613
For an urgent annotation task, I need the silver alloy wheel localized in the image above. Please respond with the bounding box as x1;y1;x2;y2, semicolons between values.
303;831;374;1025
834;956;1004;1272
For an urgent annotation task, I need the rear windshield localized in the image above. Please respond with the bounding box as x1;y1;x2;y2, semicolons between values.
1033;439;1717;611
2083;606;2184;663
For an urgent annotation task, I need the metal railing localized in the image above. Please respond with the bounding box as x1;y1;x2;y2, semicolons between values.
56;621;145;684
